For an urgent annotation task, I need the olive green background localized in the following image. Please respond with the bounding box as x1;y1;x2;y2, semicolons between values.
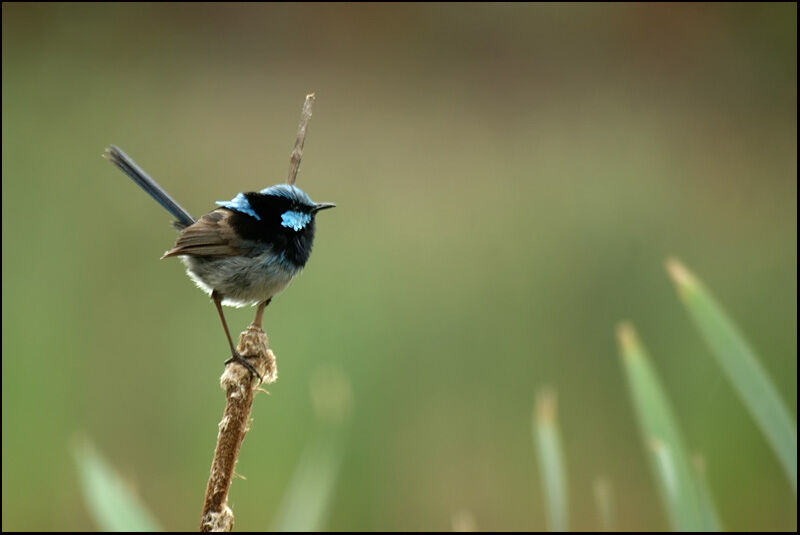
2;3;796;531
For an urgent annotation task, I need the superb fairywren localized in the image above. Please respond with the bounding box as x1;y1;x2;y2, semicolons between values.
104;145;335;378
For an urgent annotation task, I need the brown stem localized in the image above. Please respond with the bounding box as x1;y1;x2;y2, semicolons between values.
201;93;313;531
199;326;278;532
286;93;315;185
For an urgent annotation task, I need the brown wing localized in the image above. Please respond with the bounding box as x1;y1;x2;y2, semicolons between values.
161;209;245;258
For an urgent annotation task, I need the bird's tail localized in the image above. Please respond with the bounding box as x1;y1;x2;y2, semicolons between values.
104;145;195;229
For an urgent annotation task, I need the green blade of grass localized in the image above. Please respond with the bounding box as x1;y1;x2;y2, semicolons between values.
692;454;723;532
616;323;704;531
273;366;350;532
451;509;478;532
593;476;615;532
667;259;797;493
533;389;568;532
272;439;342;532
73;438;161;532
648;439;682;524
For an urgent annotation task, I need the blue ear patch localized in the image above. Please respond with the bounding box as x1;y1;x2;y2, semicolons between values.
216;193;260;220
281;210;312;231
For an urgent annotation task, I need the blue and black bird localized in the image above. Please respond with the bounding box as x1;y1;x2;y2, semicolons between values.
104;145;335;378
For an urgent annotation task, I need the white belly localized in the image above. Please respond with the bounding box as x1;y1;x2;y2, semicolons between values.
181;251;299;307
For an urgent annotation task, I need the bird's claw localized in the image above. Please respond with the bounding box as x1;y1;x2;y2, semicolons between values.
224;351;263;382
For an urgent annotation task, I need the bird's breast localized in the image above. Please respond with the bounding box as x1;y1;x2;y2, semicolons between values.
181;249;300;307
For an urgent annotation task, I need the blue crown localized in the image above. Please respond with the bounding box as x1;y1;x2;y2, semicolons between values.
259;184;315;206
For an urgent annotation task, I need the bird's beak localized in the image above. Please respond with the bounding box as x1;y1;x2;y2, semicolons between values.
312;202;336;213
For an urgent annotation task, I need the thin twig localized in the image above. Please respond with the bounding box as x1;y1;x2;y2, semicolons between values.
200;94;315;531
200;327;278;532
287;93;315;185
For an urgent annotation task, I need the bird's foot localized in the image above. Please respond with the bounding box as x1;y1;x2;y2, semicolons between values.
224;350;263;383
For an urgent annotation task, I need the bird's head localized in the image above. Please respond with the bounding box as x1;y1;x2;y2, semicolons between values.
216;184;335;267
217;184;335;231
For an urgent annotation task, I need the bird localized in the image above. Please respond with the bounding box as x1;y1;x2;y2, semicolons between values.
104;145;335;379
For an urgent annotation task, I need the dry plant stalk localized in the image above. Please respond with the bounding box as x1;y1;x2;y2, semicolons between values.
200;93;315;531
199;327;277;532
287;93;315;185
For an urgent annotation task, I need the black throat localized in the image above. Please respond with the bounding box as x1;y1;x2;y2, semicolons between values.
227;194;316;269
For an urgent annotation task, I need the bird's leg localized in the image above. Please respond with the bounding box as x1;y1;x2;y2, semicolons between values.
250;298;272;329
212;291;239;358
212;291;262;381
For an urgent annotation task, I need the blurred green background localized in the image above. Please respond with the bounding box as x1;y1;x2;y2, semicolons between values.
2;3;796;531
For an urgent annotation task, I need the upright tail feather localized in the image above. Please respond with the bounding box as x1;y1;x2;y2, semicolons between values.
104;145;195;229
